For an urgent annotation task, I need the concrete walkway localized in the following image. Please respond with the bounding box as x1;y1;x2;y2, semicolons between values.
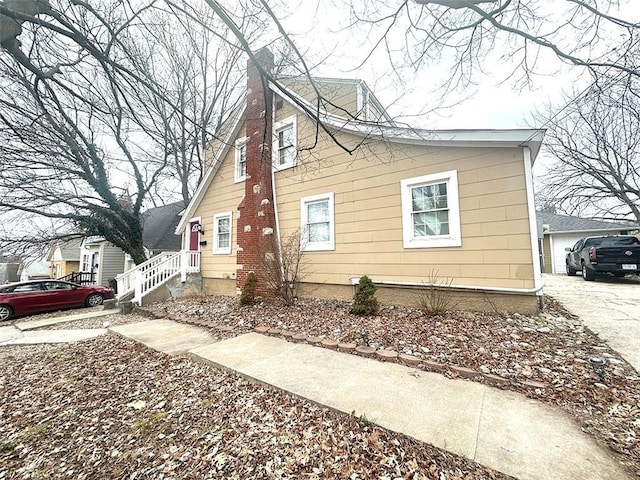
110;319;217;354
543;274;640;372
0;309;118;345
111;319;628;480
16;309;119;331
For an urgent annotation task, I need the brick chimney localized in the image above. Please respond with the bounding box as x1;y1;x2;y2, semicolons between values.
236;48;277;296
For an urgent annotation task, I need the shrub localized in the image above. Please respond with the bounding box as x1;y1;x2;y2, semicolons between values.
415;269;458;315
239;272;258;305
261;229;306;306
350;275;379;315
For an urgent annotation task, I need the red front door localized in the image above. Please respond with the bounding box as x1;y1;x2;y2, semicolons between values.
189;220;200;251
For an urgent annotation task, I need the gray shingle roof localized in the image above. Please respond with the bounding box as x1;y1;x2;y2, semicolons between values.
142;201;184;251
537;211;632;233
46;238;82;261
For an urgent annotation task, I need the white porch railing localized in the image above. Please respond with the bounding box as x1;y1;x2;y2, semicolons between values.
115;250;200;305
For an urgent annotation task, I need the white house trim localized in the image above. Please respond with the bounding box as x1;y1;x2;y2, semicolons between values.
175;108;245;235
524;147;543;293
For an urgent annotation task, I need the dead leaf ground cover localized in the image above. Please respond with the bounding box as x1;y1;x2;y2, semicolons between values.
152;294;640;477
0;334;510;480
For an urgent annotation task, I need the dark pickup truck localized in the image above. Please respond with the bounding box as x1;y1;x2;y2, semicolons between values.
565;235;640;281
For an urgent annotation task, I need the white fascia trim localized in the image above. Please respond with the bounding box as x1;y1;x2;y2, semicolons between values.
213;211;233;255
547;227;630;235
400;170;461;249
300;192;335;252
524;147;543;294
175;107;245;234
268;81;545;156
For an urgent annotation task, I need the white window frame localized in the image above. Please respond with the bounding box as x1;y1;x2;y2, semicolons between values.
400;170;461;248
234;137;248;183
81;254;90;272
273;115;297;171
213;212;233;255
300;192;335;252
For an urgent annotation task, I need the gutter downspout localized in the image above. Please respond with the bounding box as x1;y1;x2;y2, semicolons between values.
523;146;543;294
271;167;284;285
271;98;284;285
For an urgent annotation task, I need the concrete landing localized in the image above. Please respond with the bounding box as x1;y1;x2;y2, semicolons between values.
189;333;629;480
110;319;217;355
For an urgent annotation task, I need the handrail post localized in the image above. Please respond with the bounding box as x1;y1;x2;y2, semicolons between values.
134;269;142;305
180;250;187;282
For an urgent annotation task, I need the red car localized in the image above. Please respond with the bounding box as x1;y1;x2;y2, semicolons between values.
0;280;114;322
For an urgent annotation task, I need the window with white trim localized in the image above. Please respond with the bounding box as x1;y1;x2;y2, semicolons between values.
234;137;247;182
300;192;335;251
273;115;297;170
213;212;232;254
81;254;90;272
400;170;461;248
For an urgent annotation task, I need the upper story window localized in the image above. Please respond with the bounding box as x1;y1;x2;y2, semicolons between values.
234;137;247;182
300;192;335;251
213;212;232;255
273;115;297;170
400;170;461;248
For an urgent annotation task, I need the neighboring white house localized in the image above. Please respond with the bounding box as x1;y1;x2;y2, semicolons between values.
538;212;632;274
80;237;127;286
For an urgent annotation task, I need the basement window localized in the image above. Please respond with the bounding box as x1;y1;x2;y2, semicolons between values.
400;170;461;248
213;212;232;255
273;115;297;170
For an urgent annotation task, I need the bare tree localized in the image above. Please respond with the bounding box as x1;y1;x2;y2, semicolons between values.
0;0;255;260
127;2;256;205
0;0;171;263
351;1;640;91
536;75;640;225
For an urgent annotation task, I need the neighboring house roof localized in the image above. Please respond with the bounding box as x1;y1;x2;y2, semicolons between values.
142;201;184;251
176;79;545;234
537;211;632;234
84;235;107;245
79;202;183;255
46;238;82;262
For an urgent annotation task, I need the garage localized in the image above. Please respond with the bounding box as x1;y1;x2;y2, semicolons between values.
537;212;631;275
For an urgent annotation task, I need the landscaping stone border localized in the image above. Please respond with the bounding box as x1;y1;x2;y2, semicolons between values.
134;306;549;391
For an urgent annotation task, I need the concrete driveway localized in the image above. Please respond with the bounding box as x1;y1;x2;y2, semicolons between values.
543;273;640;372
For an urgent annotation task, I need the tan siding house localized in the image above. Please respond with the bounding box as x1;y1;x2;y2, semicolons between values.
177;49;545;314
46;239;82;279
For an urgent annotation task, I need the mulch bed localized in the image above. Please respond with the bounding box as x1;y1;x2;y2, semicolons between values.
0;335;511;479
2;292;638;478
148;294;640;478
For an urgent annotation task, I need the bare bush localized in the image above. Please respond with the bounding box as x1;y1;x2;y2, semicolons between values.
415;270;459;315
262;229;306;305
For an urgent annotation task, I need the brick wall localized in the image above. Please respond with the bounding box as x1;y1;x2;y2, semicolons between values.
236;48;278;295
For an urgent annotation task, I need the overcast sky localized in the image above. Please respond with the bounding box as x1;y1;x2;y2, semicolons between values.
263;0;625;132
